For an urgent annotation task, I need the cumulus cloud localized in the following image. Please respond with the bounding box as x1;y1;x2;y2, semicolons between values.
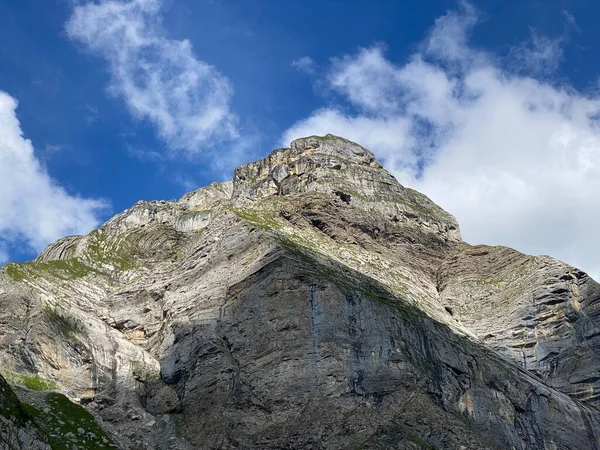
66;0;237;155
0;92;106;261
282;5;600;279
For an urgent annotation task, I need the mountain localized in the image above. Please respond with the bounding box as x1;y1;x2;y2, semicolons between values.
1;135;600;449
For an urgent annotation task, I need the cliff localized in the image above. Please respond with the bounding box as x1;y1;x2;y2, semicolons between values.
1;135;600;449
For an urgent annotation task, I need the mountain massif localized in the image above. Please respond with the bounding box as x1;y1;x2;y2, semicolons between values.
1;135;600;449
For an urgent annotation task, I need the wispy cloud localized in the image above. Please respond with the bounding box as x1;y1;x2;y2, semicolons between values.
66;0;238;156
425;0;480;65
283;4;600;279
292;56;316;74
126;146;164;163
508;29;564;75
562;11;581;34
0;92;106;260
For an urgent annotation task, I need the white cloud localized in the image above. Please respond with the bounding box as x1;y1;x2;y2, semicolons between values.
562;11;581;34
328;47;404;114
0;92;106;260
508;29;564;75
425;0;480;65
292;56;316;74
66;0;237;155
282;5;600;280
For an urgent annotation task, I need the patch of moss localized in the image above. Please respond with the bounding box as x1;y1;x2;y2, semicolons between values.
0;374;31;425
25;393;118;449
230;208;283;231
86;230;137;271
3;372;58;391
44;307;80;343
4;258;100;282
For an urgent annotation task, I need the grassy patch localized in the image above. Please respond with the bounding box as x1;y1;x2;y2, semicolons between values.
230;208;283;231
4;263;31;281
4;259;100;282
3;372;58;391
0;374;31;425
20;376;58;392
24;393;117;449
86;230;136;271
39;259;98;278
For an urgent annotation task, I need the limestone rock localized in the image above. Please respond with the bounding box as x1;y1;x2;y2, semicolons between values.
232;134;461;242
0;134;600;449
438;244;600;406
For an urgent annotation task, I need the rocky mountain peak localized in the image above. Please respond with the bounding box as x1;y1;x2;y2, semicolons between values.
232;134;461;242
289;134;381;166
4;134;600;449
233;134;383;199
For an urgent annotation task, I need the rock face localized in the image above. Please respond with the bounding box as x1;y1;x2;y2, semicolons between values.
1;134;600;449
438;246;600;406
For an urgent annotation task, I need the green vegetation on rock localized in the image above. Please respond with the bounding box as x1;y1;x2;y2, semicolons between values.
4;258;101;282
230;208;283;230
24;393;118;449
44;307;81;343
1;373;119;449
3;372;58;391
86;230;137;271
0;374;31;424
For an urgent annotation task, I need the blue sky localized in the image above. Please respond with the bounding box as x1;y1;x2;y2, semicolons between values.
2;0;600;278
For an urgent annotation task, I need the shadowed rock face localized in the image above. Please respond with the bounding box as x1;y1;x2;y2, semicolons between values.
1;134;600;449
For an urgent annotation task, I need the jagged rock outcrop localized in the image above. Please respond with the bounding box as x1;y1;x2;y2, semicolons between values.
233;135;461;242
1;134;600;449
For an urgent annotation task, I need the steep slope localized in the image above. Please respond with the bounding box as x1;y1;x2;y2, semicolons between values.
0;372;117;449
0;374;49;449
1;135;600;449
438;245;600;406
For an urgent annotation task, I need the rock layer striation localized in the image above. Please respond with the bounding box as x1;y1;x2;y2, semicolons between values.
1;135;600;449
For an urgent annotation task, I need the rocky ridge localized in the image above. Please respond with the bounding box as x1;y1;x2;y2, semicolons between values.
0;134;600;449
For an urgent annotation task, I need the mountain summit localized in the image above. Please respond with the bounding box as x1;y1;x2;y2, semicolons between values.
1;135;600;449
